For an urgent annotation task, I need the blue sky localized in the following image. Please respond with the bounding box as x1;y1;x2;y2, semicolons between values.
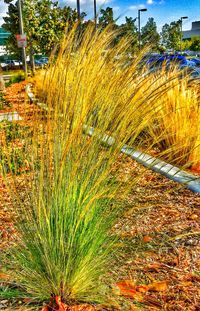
114;0;200;31
1;0;200;32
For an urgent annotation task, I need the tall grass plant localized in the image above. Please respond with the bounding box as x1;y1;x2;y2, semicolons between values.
146;74;200;169
1;25;199;306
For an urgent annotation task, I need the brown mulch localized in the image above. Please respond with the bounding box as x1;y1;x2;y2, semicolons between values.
0;81;42;126
0;82;200;310
111;155;200;310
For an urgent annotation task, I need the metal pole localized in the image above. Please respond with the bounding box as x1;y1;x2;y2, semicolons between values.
138;10;141;50
77;0;81;20
18;0;27;77
180;16;188;53
94;0;97;28
180;18;183;52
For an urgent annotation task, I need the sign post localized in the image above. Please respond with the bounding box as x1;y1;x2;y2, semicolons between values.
18;0;28;78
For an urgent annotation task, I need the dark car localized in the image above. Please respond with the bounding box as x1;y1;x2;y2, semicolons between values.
190;58;200;67
145;54;187;70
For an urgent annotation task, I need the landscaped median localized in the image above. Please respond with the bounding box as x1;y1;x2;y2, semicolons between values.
1;25;200;311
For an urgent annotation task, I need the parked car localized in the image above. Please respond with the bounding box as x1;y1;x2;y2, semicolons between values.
34;59;44;68
0;59;23;70
142;54;200;80
185;59;196;67
182;65;200;77
190;58;200;67
34;57;48;68
38;57;48;64
145;54;188;70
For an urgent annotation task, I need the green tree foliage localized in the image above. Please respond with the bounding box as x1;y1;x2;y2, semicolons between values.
141;17;160;48
98;10;138;53
119;17;138;52
120;17;137;39
3;0;20;57
3;0;79;56
160;21;181;50
190;36;200;51
181;39;192;51
98;7;114;29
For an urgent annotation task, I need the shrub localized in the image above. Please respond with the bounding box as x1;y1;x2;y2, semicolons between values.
6;72;25;87
0;92;11;110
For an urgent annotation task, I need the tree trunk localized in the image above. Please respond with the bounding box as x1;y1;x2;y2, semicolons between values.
30;39;35;75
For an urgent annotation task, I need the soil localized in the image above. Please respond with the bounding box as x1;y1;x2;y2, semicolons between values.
0;82;199;311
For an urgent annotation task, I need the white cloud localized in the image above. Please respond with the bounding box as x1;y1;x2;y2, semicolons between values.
57;0;114;18
147;0;154;4
0;2;7;14
0;2;8;26
128;4;146;11
0;0;114;26
58;0;113;11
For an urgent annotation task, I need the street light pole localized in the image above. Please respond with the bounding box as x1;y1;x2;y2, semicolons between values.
138;8;147;50
94;0;97;28
77;0;81;20
18;0;27;77
180;16;188;52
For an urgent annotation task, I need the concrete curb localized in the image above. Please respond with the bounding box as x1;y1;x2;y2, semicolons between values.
0;111;22;122
26;85;200;194
121;145;200;193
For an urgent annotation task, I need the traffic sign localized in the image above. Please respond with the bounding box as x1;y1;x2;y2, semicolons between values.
16;34;27;48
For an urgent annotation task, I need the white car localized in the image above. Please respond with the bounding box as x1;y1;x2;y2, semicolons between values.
0;60;23;69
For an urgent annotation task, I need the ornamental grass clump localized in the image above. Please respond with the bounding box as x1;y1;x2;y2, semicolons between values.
1;25;198;307
146;75;200;170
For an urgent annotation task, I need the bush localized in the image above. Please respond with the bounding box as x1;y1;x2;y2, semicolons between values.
6;72;25;87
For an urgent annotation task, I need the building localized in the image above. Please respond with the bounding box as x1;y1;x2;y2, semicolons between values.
0;27;10;56
183;21;200;40
0;27;10;45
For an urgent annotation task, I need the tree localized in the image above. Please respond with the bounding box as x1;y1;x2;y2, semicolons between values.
2;0;21;58
3;0;79;57
141;17;160;49
119;17;138;53
190;36;200;51
181;39;192;51
98;7;114;29
120;17;137;38
160;21;181;50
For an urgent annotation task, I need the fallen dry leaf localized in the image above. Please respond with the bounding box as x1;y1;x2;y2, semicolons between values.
143;236;153;243
41;297;98;311
147;281;168;292
0;272;10;280
136;285;149;293
41;296;68;311
116;281;145;301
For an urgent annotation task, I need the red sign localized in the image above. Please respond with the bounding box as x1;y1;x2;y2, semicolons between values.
16;34;27;48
